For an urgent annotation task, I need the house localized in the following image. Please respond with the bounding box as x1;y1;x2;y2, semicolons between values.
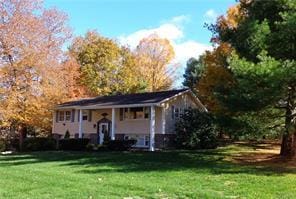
52;88;206;151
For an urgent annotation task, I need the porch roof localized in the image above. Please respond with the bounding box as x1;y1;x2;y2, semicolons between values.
57;88;189;109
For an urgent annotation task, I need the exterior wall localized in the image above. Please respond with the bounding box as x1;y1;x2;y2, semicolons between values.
53;109;112;138
52;92;201;147
162;92;199;134
52;107;163;139
114;107;162;135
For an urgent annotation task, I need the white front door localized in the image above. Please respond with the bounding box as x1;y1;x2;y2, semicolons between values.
99;123;109;144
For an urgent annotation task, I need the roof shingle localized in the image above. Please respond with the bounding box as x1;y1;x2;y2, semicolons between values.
58;88;189;108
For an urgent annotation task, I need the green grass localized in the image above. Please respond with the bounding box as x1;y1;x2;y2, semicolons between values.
1;144;296;199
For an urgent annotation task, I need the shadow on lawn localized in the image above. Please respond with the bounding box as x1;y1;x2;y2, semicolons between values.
1;146;296;176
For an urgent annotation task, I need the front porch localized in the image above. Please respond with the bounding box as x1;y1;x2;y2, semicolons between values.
54;106;162;151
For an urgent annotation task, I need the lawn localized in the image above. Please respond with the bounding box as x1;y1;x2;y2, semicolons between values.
1;142;296;199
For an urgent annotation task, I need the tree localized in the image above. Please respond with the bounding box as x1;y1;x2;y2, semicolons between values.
197;43;234;113
59;54;89;99
0;0;71;149
69;31;146;96
175;109;217;149
211;0;296;156
182;57;204;93
135;35;176;92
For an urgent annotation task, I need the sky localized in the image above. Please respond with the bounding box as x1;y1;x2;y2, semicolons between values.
45;0;236;86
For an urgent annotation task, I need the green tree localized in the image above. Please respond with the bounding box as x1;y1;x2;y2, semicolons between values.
175;109;217;149
182;57;204;93
212;0;296;156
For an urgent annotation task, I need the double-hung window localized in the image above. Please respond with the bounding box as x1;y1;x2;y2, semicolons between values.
82;110;88;121
58;111;71;122
119;107;150;121
65;111;71;121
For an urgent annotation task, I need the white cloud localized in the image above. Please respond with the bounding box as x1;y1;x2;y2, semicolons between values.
173;41;211;64
118;23;183;49
167;15;191;25
204;9;218;23
118;15;212;87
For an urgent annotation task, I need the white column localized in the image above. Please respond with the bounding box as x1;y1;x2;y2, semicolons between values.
150;106;155;151
111;108;115;140
161;106;166;134
78;109;83;138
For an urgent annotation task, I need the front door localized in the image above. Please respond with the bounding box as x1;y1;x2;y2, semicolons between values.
99;123;109;144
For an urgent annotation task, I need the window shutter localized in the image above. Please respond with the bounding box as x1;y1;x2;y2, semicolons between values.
71;109;75;122
56;111;59;123
88;110;92;122
119;108;123;121
77;110;80;122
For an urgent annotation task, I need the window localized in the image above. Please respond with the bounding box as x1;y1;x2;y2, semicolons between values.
144;135;149;146
124;134;150;147
65;111;71;121
119;107;149;120
175;108;179;118
144;107;149;119
129;107;144;119
82;110;88;121
58;111;71;122
124;108;129;119
59;111;65;122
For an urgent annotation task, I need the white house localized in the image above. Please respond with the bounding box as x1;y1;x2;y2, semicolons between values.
52;88;206;151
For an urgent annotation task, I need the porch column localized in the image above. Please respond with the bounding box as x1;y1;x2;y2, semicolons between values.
111;108;115;140
161;106;166;134
150;105;155;151
78;109;83;138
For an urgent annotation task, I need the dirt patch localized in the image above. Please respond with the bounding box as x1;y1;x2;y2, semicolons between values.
229;141;296;168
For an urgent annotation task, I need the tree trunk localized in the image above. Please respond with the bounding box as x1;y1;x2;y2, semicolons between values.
280;86;296;157
18;125;27;152
280;133;294;156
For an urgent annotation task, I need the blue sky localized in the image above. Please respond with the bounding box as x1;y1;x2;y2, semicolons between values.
45;0;236;85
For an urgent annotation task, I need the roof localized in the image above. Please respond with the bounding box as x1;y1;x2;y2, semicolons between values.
57;88;190;108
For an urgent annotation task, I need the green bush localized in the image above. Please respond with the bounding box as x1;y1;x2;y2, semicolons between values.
0;139;6;152
107;139;137;151
23;137;56;151
64;130;70;139
59;138;90;151
176;109;218;149
86;143;108;151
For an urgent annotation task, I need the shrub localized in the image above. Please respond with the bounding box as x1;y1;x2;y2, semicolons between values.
86;143;108;151
0;139;6;152
23;137;56;151
176;109;218;149
59;138;90;151
64;130;70;139
107;139;137;151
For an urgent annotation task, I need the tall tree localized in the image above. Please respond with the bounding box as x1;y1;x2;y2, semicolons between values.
135;35;176;92
0;0;71;149
69;31;146;96
182;57;204;93
197;43;234;113
59;54;89;99
212;0;296;156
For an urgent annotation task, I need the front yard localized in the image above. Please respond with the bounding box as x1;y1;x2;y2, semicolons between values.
1;142;296;199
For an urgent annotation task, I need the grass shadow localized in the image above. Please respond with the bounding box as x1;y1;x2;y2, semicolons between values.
1;142;295;176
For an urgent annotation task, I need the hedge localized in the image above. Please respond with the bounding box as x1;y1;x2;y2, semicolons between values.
59;138;90;151
23;137;57;151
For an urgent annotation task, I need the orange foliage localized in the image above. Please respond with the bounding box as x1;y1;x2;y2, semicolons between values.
197;43;234;113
